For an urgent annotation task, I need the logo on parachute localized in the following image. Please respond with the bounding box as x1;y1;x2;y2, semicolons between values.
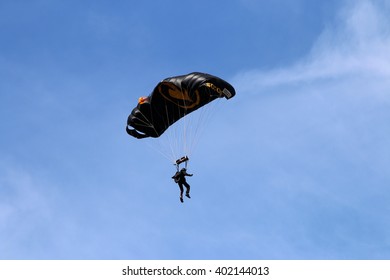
158;82;201;109
204;83;233;99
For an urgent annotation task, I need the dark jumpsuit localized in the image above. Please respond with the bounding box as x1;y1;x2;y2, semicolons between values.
173;169;192;198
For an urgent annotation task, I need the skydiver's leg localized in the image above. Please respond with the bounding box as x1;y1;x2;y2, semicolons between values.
178;183;184;203
183;182;191;198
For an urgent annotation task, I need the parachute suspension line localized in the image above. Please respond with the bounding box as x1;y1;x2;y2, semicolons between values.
176;90;188;161
157;91;187;164
178;91;186;160
130;111;154;129
142;82;225;167
163;99;178;163
159;87;192;167
167;88;188;164
145;139;175;163
185;100;202;158
182;91;190;159
135;100;177;163
165;86;223;164
143;107;177;162
170;90;221;165
186;88;222;159
139;115;175;163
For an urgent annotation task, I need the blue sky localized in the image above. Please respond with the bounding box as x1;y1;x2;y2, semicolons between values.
1;0;390;259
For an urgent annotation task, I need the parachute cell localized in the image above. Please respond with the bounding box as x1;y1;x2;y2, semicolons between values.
126;72;235;139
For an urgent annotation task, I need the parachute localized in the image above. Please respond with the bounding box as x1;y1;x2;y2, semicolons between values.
126;72;235;139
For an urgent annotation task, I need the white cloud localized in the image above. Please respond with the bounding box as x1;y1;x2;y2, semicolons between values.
226;0;390;181
224;0;390;258
2;0;390;260
233;0;390;93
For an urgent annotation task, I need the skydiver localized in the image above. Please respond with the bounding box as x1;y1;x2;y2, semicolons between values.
172;168;193;203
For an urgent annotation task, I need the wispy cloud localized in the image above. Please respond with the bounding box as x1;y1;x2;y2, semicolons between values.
225;0;390;258
234;0;390;92
2;0;390;260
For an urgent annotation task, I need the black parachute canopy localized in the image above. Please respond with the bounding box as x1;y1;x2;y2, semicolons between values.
126;72;236;139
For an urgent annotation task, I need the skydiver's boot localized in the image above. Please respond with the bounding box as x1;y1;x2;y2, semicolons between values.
185;193;191;199
180;196;184;203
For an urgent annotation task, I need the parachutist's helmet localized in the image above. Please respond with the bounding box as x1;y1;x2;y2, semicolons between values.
181;168;186;172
